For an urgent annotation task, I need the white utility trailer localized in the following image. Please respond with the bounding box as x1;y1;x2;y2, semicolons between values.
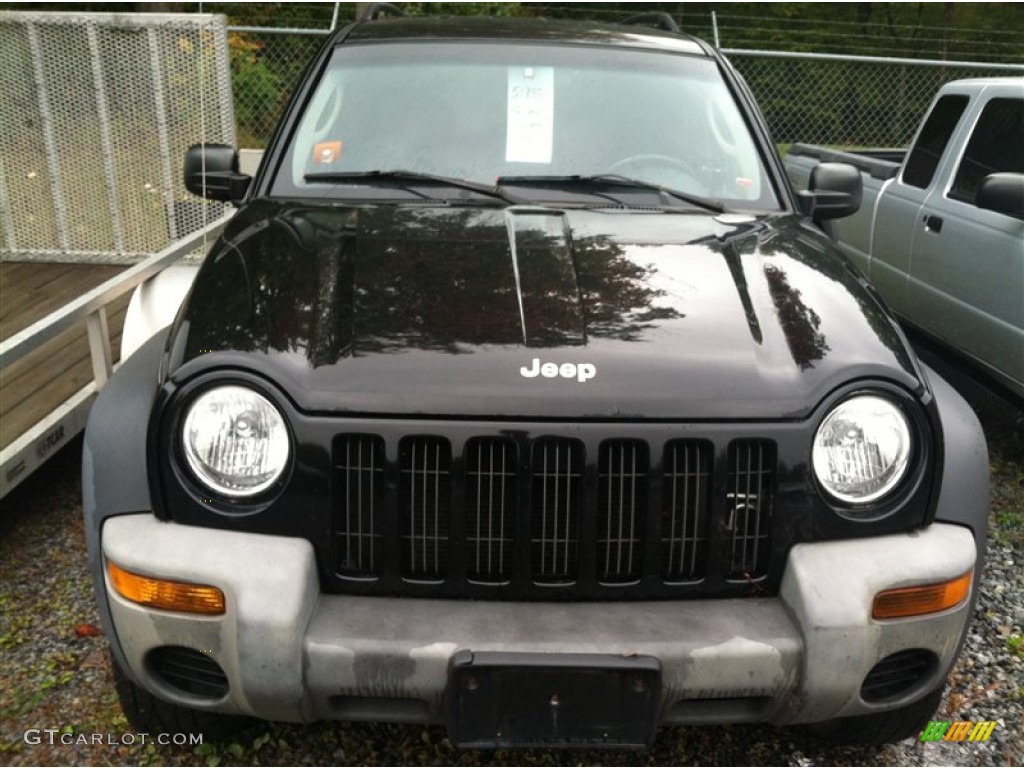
0;11;236;498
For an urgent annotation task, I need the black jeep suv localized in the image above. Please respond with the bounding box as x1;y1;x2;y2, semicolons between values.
84;11;988;749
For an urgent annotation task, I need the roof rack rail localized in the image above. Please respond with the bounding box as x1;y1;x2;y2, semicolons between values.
359;3;404;22
620;12;680;33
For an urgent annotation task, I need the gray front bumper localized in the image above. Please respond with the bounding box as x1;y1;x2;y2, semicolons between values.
102;514;975;727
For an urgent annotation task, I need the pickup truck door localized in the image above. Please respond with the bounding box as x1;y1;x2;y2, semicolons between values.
907;92;1024;393
870;94;971;316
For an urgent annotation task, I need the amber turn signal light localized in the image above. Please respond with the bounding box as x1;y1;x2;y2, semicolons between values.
871;571;972;620
107;560;225;615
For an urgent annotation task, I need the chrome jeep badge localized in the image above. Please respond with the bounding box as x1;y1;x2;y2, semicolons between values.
520;358;596;382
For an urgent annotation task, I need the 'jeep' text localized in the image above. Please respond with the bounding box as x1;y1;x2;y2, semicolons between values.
519;358;596;382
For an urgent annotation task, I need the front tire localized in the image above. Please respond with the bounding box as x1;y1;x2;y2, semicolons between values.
807;686;944;744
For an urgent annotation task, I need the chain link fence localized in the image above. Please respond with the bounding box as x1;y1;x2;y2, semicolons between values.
227;27;327;148
728;51;1023;147
3;10;1021;262
225;23;1022;151
0;12;236;263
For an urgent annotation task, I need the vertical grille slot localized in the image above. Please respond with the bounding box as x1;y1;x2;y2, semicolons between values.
333;435;385;579
661;440;712;583
597;440;647;584
465;437;517;585
530;438;583;585
726;440;775;580
400;437;451;582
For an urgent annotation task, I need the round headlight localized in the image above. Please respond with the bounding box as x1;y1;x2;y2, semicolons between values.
182;385;290;498
812;395;912;505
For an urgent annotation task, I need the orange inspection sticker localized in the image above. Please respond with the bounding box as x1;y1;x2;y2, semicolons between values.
313;141;343;164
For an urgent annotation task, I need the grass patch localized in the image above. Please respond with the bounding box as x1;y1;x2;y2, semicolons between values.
1008;634;1024;657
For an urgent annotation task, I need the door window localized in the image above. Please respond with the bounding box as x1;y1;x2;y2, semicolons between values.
948;97;1024;205
902;94;969;189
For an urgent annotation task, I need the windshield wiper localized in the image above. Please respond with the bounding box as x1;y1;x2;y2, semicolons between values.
303;169;527;205
497;174;724;213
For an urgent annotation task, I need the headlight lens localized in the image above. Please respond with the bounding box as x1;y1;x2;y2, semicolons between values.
182;385;290;498
812;395;912;505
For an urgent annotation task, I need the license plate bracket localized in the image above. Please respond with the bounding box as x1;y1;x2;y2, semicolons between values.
447;651;661;749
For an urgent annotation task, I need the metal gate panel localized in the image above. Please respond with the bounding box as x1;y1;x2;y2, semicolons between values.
0;12;234;264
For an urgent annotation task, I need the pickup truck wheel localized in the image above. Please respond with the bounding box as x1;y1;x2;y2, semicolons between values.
807;686;944;745
110;651;253;740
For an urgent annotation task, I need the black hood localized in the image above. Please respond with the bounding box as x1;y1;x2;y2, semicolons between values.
168;200;922;419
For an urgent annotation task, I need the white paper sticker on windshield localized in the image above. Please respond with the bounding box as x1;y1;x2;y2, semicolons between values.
506;67;554;163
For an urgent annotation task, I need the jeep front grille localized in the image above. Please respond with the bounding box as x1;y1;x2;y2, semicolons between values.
531;438;583;584
726;440;775;580
330;433;777;599
332;435;385;579
400;437;451;582
465;437;517;584
598;440;647;585
661;440;712;583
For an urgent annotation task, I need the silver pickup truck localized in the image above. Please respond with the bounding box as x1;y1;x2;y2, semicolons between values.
786;78;1024;400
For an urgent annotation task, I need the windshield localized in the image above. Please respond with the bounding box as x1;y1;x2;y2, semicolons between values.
274;41;779;210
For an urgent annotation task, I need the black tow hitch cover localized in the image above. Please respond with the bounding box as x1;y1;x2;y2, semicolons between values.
448;651;661;749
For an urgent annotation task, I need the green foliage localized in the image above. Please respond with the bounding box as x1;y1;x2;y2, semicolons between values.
13;4;1024;149
193;740;222;767
0;595;32;649
252;731;273;752
993;508;1024;549
229;32;283;148
1008;634;1024;657
400;2;527;16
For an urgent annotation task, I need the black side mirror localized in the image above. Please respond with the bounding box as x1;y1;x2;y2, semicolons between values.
976;172;1024;220
184;144;251;203
798;162;862;221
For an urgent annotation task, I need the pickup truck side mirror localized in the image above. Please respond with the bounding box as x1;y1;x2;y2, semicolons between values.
184;144;251;204
799;162;862;222
976;172;1024;220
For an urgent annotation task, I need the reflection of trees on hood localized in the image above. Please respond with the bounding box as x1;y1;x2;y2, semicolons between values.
349;207;682;355
181;203;681;367
181;202;350;362
755;221;915;374
763;263;829;370
575;238;683;343
352;208;524;356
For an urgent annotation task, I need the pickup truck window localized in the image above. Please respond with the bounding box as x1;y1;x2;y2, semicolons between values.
949;97;1024;205
902;94;968;189
274;42;779;210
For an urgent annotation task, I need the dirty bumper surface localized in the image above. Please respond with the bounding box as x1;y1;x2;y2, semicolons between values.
101;515;975;737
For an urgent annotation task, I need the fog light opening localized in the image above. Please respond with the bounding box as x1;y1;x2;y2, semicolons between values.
860;649;937;702
146;646;230;700
108;560;225;615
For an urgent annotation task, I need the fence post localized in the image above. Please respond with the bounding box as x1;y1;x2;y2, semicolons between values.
213;18;237;146
148;27;178;242
27;21;71;254
0;156;15;253
87;22;126;256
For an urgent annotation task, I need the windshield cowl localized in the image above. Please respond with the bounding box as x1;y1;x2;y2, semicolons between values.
303;169;528;206
497;174;725;213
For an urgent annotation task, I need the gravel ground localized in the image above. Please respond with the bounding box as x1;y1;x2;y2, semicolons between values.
1;354;1021;767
